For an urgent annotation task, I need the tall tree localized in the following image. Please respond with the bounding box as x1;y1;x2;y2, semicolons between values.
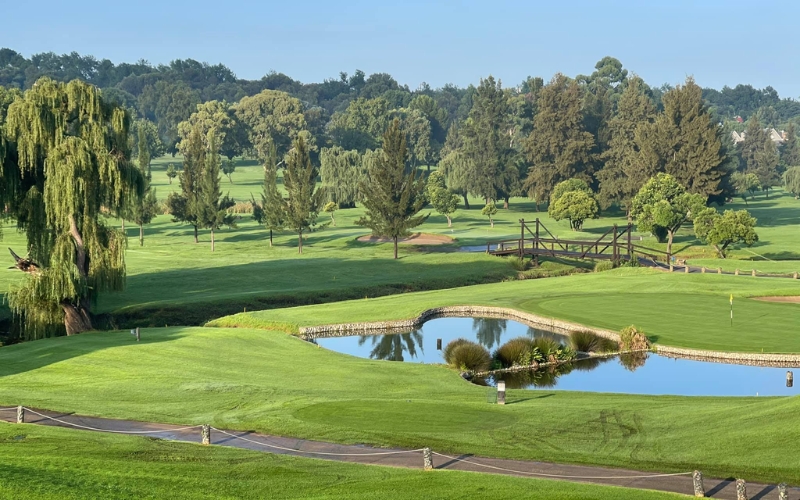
437;123;473;208
460;76;518;207
178;100;246;160
597;76;656;212
637;78;728;198
357;119;429;259
267;136;324;254
196;131;236;251
3;78;143;337
252;144;286;247
426;170;460;227
739;116;781;198
780;123;800;169
783;166;800;199
524;74;595;209
166;125;204;242
234;90;309;159
129;128;159;246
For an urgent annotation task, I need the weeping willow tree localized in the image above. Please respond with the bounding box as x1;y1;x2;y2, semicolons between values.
3;78;143;337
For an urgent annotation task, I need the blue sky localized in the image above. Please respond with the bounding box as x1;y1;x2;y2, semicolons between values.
4;0;799;97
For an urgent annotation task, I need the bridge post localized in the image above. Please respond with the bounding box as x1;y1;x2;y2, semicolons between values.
612;224;619;265
519;219;524;258
534;219;540;267
626;224;632;261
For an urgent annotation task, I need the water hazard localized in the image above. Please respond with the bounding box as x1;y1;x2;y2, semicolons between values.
314;317;800;397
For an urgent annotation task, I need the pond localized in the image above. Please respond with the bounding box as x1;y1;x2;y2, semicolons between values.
314;317;800;397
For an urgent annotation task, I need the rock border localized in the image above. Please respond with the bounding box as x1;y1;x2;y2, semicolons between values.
300;304;800;367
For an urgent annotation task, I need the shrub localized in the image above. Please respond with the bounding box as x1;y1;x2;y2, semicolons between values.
619;325;651;351
509;257;529;272
569;330;618;353
531;336;561;359
228;201;253;214
443;338;471;365
447;341;492;372
494;337;537;368
594;260;614;272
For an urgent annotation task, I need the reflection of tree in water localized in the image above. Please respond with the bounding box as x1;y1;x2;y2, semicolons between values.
473;318;507;349
572;356;613;372
619;351;648;372
526;327;568;344
358;331;424;361
494;363;577;389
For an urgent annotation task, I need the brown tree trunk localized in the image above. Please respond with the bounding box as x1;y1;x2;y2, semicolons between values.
62;302;93;336
211;228;215;252
504;196;509;209
121;219;125;231
667;230;674;258
446;215;452;227
269;229;273;247
394;235;398;259
462;193;470;209
139;224;144;246
298;229;303;254
194;225;199;243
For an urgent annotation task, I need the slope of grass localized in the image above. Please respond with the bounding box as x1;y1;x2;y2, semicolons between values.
2;325;800;484
0;424;688;500
212;268;800;353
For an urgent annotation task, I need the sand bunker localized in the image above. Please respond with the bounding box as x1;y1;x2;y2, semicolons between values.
357;233;455;245
751;296;800;304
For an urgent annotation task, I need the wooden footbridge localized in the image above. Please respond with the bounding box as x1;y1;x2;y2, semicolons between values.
487;219;671;266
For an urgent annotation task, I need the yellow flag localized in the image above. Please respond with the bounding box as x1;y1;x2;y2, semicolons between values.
730;294;734;305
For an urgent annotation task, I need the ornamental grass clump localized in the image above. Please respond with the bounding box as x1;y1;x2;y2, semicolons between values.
445;340;491;372
619;325;651;351
494;337;539;368
532;336;576;362
569;330;618;353
443;338;471;364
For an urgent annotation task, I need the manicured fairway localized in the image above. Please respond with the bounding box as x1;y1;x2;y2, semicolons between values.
213;268;800;353
0;424;688;500
2;326;800;484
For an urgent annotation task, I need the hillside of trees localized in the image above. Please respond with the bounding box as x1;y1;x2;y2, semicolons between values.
2;47;799;212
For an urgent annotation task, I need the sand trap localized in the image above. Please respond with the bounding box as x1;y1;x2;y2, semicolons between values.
357;233;455;245
752;296;800;303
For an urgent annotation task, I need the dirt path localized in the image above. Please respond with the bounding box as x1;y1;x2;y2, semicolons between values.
0;406;789;499
752;296;800;303
357;233;455;245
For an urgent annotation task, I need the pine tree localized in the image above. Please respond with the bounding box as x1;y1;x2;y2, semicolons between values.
2;78;144;337
357;119;429;259
739;116;780;198
597;76;656;213
166;125;204;242
637;78;728;198
252;143;286;247
278;136;324;254
460;76;518;205
196;131;236;252
781;123;800;168
524;74;596;209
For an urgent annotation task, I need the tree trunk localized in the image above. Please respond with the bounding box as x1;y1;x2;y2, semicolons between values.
269;229;273;247
298;229;303;254
194;225;198;243
462;193;470;210
713;244;726;259
534;200;540;212
139;224;144;247
121;219;125;231
62;302;93;336
331;214;336;227
490;217;494;228
211;228;215;252
667;230;674;258
504;196;509;209
393;235;398;259
446;215;452;227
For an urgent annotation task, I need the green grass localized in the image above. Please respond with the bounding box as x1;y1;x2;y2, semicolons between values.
213;268;800;353
0;424;688;500
2;325;800;484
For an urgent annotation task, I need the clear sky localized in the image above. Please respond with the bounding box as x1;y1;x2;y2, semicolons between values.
4;0;799;97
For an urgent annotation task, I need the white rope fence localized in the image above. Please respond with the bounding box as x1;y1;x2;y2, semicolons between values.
212;427;425;457
11;407;203;435
431;451;692;480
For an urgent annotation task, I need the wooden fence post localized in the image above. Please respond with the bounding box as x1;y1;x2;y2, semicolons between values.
685;265;689;274
794;272;798;280
701;267;706;274
16;406;24;424
735;269;740;276
735;479;747;500
692;470;704;498
718;268;722;274
423;447;433;471
751;269;756;277
201;424;210;445
669;264;674;272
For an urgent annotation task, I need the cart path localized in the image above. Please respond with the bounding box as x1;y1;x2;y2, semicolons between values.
0;406;790;499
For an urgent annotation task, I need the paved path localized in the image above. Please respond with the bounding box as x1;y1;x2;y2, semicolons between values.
0;406;792;499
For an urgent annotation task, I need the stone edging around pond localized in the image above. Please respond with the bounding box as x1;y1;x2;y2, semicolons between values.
298;305;621;342
299;304;800;367
657;346;800;366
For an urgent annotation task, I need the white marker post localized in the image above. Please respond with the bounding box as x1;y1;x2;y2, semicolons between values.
730;294;734;327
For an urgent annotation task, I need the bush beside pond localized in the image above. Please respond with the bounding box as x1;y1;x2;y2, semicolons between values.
443;339;491;372
569;330;618;353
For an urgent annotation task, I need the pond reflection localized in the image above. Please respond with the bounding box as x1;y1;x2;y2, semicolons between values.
358;330;424;361
315;317;800;396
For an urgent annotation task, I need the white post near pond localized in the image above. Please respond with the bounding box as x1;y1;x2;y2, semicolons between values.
497;380;506;405
692;470;704;497
423;447;433;470
16;406;24;424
